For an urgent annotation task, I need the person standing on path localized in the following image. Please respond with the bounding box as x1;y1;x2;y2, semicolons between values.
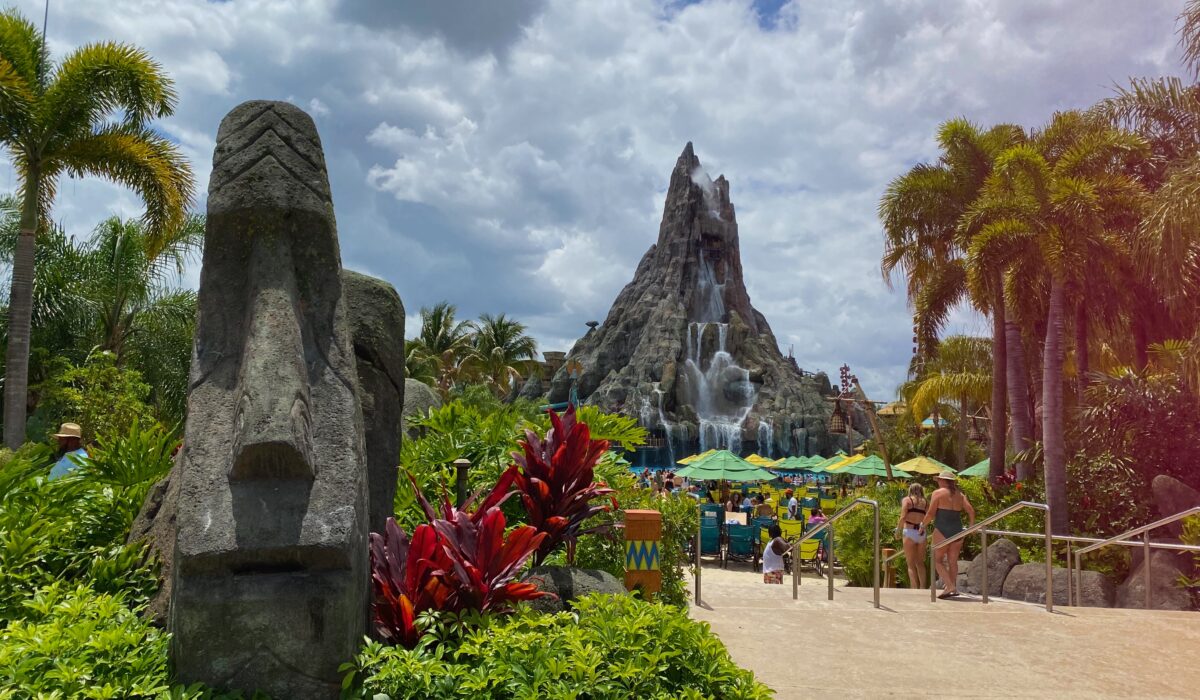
896;483;928;590
48;422;88;480
920;471;974;598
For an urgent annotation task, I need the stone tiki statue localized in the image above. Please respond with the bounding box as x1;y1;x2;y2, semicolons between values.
170;101;369;698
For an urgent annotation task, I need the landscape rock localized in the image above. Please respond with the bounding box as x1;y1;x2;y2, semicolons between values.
1150;475;1200;537
127;463;179;624
343;269;405;534
524;566;628;613
1002;564;1114;608
1116;550;1195;611
546;144;847;457
966;538;1021;596
170;100;368;699
402;378;442;438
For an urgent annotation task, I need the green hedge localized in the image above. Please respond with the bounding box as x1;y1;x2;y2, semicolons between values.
344;594;773;700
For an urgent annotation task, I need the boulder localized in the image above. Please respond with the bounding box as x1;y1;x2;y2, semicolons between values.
524;566;628;613
402;378;442;438
1150;475;1200;537
1116;550;1195;611
1002;563;1113;608
127;463;180;624
955;559;970;593
343;269;405;534
965;538;1021;596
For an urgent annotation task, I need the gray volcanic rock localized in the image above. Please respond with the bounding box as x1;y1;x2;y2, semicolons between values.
1151;475;1200;537
171;100;368;699
965;538;1021;596
1002;564;1114;608
402;378;442;438
1116;550;1195;611
548;144;840;455
343;270;405;535
524;566;627;613
127;462;180;624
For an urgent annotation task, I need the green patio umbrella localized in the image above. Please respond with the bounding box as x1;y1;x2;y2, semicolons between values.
808;452;850;473
674;450;777;482
772;455;819;472
959;458;990;477
836;455;911;478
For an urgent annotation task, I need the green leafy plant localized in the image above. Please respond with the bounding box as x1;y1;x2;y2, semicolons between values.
344;593;774;700
31;351;156;444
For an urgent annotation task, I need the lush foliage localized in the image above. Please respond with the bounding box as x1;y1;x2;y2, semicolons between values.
509;406;617;565
30;351;157;444
345;594;773;700
0;7;195;447
405;303;540;399
370;474;548;648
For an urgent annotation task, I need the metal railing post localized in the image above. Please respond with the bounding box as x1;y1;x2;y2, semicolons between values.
792;538;799;599
1070;542;1080;607
827;523;835;601
1143;530;1151;610
695;525;702;606
980;528;989;604
930;542;937;603
1043;506;1054;613
872;503;881;609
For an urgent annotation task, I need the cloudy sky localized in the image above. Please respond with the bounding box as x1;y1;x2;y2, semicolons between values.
19;0;1189;398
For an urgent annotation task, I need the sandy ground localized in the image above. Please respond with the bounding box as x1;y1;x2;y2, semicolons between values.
688;561;1200;699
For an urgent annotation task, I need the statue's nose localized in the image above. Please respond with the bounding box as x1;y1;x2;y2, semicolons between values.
230;279;314;481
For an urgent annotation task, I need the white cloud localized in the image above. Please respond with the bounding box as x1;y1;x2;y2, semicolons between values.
9;0;1189;400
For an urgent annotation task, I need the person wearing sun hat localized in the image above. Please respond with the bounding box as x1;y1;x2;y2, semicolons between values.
919;469;975;599
48;422;89;480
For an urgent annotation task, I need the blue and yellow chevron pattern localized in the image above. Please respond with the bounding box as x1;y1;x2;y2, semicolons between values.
625;540;659;571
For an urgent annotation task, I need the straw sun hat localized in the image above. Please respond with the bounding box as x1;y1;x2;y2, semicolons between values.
936;470;957;481
53;422;82;439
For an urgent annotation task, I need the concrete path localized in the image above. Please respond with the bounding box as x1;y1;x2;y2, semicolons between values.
689;563;1200;699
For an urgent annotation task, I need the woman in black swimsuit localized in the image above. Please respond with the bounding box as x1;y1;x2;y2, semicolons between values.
896;483;928;589
919;470;975;598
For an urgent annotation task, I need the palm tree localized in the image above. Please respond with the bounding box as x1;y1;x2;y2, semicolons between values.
966;111;1146;533
407;301;478;398
881;118;1023;481
906;336;992;469
0;10;194;447
473;312;538;397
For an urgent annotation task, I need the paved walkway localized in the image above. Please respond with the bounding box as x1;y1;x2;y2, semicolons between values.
689;563;1200;699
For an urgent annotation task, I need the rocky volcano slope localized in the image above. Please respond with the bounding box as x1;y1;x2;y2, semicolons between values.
547;144;853;457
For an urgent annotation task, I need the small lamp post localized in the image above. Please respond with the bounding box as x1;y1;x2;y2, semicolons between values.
454;459;471;507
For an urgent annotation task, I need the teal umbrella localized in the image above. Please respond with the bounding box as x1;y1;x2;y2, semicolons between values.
674;450;777;482
959;459;990;477
836;455;911;479
772;455;820;472
808;452;850;474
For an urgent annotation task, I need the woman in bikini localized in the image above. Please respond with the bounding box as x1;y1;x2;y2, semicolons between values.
895;483;928;589
919;470;975;598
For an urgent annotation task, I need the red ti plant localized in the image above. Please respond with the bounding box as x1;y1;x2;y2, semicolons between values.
509;405;617;565
368;472;550;647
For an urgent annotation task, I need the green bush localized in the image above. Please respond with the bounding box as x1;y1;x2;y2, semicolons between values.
31;352;155;444
344;594;773;700
0;582;171;698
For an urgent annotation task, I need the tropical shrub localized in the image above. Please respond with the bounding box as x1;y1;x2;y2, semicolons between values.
509;406;616;565
344;593;774;700
30;352;155;443
370;474;548;648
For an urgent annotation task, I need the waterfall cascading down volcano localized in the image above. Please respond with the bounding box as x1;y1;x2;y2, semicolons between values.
683;255;757;453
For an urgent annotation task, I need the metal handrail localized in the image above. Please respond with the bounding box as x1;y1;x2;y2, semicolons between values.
790;497;880;609
928;501;1053;612
1072;506;1200;610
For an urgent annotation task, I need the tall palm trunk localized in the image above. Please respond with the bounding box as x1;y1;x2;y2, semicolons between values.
989;282;1007;481
1075;303;1088;404
1043;278;1069;535
1006;318;1034;480
1133;316;1148;371
3;176;39;449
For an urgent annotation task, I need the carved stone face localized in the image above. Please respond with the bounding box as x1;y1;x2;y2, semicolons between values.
170;101;368;698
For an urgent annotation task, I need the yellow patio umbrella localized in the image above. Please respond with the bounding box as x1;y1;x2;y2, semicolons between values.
824;454;866;472
894;456;953;476
744;453;777;467
677;449;716;465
